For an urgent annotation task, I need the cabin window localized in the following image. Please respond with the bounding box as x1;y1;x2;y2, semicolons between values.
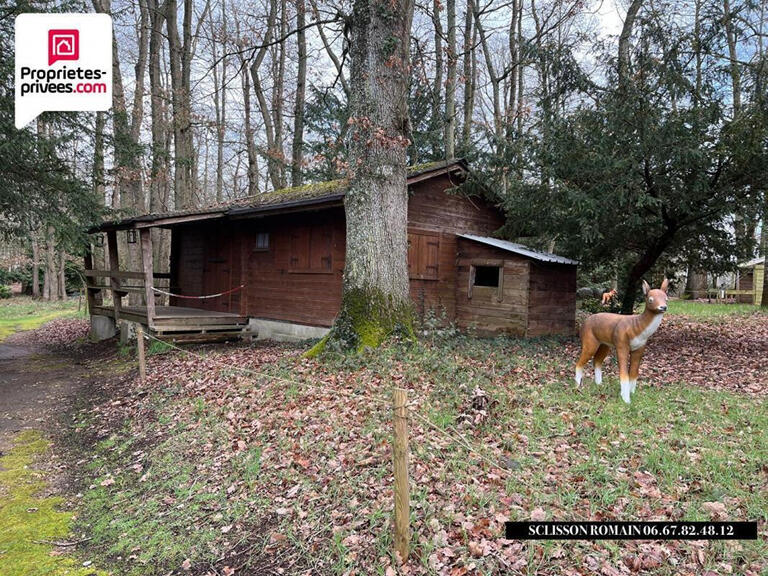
253;232;270;251
408;232;439;280
468;264;504;301
289;225;333;273
474;266;500;287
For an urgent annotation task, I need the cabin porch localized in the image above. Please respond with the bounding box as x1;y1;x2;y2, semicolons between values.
90;304;249;341
85;226;250;342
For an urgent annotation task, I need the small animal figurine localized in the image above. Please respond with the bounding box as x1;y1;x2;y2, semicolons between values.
575;278;669;403
601;288;617;306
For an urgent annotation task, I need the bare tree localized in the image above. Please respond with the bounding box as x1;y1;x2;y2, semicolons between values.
432;0;444;157
291;0;307;187
166;0;200;208
249;0;282;190
444;0;457;158
461;0;476;152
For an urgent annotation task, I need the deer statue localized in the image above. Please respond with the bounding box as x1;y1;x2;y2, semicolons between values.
575;279;669;404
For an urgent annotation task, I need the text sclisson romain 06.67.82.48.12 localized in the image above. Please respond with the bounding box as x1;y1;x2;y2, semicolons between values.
505;521;757;540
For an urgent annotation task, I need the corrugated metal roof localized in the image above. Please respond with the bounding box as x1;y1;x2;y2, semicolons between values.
458;234;579;265
739;256;765;268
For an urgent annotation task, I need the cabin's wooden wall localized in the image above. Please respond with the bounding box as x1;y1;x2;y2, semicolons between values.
407;176;505;320
455;239;530;335
527;262;577;336
170;174;522;328
243;211;346;326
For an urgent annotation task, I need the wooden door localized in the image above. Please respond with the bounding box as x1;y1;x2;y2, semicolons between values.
202;231;238;313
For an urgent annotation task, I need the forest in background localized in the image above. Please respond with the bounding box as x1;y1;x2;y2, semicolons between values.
1;0;767;310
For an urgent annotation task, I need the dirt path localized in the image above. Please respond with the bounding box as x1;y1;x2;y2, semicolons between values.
0;340;91;450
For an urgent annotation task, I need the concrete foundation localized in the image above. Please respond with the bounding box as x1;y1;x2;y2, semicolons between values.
89;314;117;341
119;320;137;345
248;318;329;343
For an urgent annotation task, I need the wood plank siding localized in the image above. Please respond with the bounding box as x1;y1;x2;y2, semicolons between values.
166;172;575;335
170;174;505;327
455;238;577;336
527;262;577;336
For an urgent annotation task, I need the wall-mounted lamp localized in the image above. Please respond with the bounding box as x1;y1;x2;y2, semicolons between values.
94;234;105;247
127;229;137;244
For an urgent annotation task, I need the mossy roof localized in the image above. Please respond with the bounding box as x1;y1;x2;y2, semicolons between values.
93;159;468;232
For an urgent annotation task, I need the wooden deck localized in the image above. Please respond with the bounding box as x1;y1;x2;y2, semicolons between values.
91;305;249;342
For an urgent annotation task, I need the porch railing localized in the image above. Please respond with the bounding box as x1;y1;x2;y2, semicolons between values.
84;228;167;328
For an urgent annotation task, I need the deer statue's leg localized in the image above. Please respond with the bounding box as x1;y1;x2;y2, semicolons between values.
592;344;610;385
629;347;645;395
575;333;600;386
616;345;631;404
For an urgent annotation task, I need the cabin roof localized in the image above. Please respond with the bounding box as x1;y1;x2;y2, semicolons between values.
739;256;765;268
91;159;469;232
458;234;579;265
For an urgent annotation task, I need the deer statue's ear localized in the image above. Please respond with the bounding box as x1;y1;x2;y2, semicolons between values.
642;280;650;295
660;277;669;293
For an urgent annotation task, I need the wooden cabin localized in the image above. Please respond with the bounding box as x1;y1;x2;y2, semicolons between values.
735;257;765;305
86;160;578;342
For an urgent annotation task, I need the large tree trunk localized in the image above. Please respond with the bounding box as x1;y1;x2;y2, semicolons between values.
291;0;307;187
241;57;259;195
309;0;415;355
685;266;708;299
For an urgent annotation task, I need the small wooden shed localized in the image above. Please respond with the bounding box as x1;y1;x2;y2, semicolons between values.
456;235;578;336
736;257;765;305
86;160;578;341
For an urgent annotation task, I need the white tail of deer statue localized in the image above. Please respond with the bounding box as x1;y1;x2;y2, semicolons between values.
575;279;669;403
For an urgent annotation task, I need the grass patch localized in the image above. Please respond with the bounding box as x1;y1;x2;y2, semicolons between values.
73;320;767;573
0;430;108;576
75;393;264;575
667;299;763;318
0;296;81;342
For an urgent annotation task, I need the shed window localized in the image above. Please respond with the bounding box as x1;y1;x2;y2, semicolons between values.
254;232;270;251
468;264;504;301
474;266;500;287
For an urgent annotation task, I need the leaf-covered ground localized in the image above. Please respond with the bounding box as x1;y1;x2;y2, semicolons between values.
0;296;83;342
62;306;767;575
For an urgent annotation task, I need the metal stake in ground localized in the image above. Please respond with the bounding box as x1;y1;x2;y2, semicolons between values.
393;387;410;561
136;323;146;384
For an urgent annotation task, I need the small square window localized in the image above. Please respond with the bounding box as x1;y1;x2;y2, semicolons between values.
473;266;500;287
253;232;270;251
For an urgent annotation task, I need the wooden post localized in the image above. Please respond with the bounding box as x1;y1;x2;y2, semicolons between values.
83;243;97;313
106;230;121;321
136;323;146;384
139;229;156;328
393;387;410;561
